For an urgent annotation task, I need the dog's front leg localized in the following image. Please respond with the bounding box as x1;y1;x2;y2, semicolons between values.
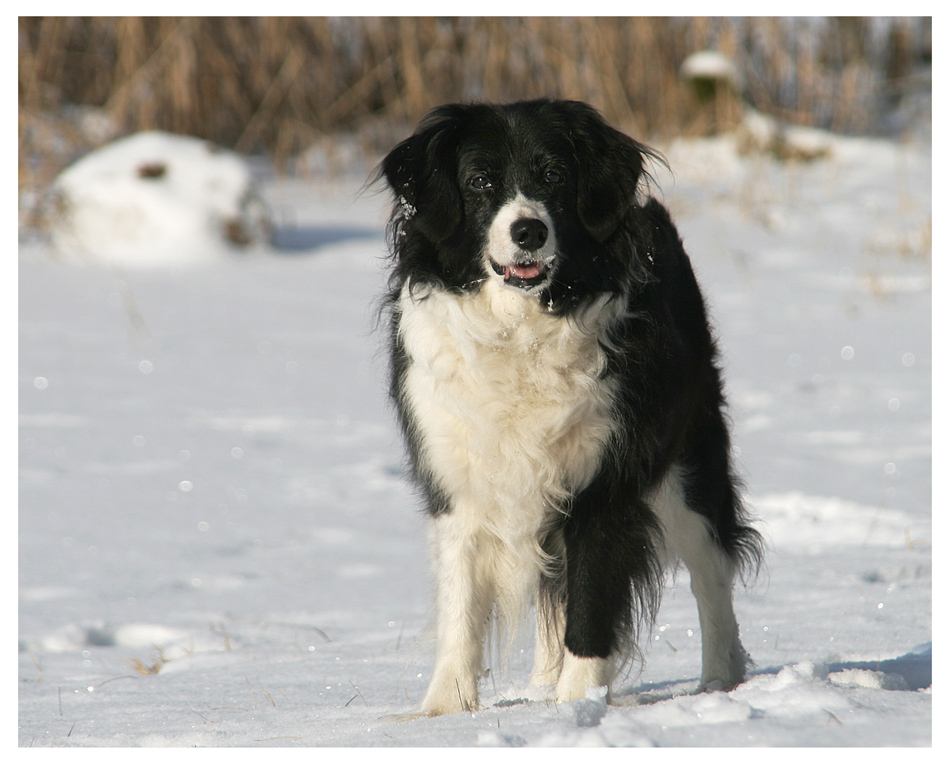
555;487;660;703
555;519;625;703
421;513;491;716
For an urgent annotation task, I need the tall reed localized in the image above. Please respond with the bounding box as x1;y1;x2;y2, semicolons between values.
18;17;931;186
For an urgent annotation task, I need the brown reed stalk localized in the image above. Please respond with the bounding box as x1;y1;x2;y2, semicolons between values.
18;16;931;189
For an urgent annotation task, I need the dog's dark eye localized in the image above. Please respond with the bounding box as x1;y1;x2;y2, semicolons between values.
470;175;492;190
544;169;563;184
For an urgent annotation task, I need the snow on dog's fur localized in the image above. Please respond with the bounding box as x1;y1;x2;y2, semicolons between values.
377;99;762;716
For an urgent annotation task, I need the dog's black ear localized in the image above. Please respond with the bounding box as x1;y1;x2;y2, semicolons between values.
567;103;658;242
380;107;465;244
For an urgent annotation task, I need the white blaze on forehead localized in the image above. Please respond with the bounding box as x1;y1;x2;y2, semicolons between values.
486;193;557;268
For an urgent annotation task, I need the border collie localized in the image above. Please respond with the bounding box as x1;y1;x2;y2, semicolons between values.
378;99;761;716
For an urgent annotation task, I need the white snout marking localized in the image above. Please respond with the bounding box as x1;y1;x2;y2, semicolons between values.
486;194;557;269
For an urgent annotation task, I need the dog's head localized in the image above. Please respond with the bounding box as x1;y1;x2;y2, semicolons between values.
379;99;659;303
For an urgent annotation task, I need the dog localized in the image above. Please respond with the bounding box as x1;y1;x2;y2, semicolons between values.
377;99;761;716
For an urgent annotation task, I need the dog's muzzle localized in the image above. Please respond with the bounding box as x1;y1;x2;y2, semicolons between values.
489;216;552;290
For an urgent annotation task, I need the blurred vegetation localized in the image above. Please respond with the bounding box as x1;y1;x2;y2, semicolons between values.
18;16;931;187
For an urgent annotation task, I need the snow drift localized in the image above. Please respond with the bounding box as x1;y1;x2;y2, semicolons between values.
43;131;270;267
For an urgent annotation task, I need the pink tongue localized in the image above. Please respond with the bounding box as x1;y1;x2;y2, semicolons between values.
507;262;543;280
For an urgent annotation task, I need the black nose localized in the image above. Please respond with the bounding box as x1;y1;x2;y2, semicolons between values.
510;217;548;252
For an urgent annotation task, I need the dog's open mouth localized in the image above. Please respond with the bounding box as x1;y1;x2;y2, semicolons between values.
489;258;549;290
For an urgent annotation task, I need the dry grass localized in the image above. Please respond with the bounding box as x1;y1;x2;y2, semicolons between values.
18;17;930;188
125;647;169;676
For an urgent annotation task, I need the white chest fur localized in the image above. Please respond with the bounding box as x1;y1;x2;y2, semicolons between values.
397;280;619;543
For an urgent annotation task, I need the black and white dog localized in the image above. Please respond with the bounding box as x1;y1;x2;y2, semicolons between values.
378;99;761;716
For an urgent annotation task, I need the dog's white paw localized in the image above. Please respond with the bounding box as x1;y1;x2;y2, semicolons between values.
420;676;479;716
555;651;613;703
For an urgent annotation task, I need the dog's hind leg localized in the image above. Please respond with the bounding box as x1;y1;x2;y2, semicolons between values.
530;528;568;689
653;468;749;691
530;577;566;688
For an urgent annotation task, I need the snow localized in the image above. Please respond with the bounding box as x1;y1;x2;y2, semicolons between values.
680;50;741;88
43;131;269;268
18;128;932;748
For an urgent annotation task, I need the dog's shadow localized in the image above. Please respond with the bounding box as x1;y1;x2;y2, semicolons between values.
620;642;932;705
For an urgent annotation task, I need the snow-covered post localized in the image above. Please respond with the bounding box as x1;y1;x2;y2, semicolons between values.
680;50;743;135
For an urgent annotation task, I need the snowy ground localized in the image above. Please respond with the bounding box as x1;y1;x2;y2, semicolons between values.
18;130;932;748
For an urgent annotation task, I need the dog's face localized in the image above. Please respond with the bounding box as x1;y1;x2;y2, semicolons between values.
381;100;656;304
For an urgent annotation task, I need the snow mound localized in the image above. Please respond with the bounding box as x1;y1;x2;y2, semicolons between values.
29;621;191;653
45;131;270;267
755;492;928;552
